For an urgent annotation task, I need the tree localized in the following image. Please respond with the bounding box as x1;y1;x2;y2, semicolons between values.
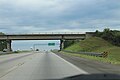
64;40;75;48
101;28;113;41
94;28;120;46
95;30;102;37
0;32;7;51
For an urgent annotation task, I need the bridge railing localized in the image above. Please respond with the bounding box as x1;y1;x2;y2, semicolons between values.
5;32;85;35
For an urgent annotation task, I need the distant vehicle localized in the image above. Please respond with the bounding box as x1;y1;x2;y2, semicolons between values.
36;49;39;51
3;49;7;52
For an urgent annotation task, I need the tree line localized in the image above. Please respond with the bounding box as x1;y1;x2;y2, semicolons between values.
0;32;7;51
95;28;120;46
64;40;76;48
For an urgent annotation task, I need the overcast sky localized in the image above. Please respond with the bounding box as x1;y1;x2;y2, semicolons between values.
0;0;120;33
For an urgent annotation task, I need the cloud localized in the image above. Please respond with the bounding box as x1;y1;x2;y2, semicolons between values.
0;0;120;33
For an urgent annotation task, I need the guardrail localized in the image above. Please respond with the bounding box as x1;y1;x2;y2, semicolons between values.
63;50;108;58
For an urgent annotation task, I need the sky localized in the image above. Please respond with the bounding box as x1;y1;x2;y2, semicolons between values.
0;0;120;50
12;40;60;51
0;0;120;34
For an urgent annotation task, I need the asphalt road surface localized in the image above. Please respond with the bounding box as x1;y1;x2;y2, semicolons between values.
0;51;88;80
55;52;120;74
0;51;119;80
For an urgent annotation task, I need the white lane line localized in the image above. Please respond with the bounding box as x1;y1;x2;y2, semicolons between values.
0;66;18;78
0;61;26;78
51;52;89;74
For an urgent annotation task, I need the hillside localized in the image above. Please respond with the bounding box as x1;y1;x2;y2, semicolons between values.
64;37;120;63
65;37;113;52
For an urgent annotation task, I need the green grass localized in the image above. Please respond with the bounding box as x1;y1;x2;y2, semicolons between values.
65;37;113;52
64;37;120;64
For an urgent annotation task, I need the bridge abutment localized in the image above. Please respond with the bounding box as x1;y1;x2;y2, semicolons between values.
6;40;12;52
60;39;65;51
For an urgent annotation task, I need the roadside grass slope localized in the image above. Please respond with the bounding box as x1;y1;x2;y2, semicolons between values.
64;37;120;64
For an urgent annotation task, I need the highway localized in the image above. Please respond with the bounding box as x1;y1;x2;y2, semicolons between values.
0;51;119;80
0;51;88;80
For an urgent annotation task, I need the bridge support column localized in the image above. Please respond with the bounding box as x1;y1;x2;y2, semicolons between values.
6;40;12;52
60;39;65;51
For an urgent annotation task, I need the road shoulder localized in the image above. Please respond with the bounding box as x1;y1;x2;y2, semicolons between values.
53;51;120;74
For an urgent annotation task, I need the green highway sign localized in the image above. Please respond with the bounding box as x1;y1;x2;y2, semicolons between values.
48;43;55;46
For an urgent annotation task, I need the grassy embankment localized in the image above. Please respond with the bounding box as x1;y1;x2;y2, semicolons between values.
61;37;120;64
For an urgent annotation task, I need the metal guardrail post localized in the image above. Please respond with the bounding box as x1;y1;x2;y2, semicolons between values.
102;52;108;58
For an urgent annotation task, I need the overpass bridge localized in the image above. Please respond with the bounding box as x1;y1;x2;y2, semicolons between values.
0;32;94;52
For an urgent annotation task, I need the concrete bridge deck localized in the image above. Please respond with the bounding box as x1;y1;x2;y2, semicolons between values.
0;33;85;40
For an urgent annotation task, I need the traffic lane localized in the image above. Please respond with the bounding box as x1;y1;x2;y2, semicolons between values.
55;52;120;74
0;52;88;80
31;52;88;79
0;52;35;63
0;53;34;64
0;52;36;77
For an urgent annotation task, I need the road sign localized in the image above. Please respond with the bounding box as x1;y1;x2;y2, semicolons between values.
48;43;55;46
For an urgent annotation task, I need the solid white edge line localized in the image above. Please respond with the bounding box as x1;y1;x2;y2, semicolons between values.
51;52;89;74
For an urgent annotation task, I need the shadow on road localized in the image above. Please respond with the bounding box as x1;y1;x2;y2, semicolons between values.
44;74;120;80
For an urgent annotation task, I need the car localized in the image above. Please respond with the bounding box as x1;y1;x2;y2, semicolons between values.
3;49;7;52
36;49;39;51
